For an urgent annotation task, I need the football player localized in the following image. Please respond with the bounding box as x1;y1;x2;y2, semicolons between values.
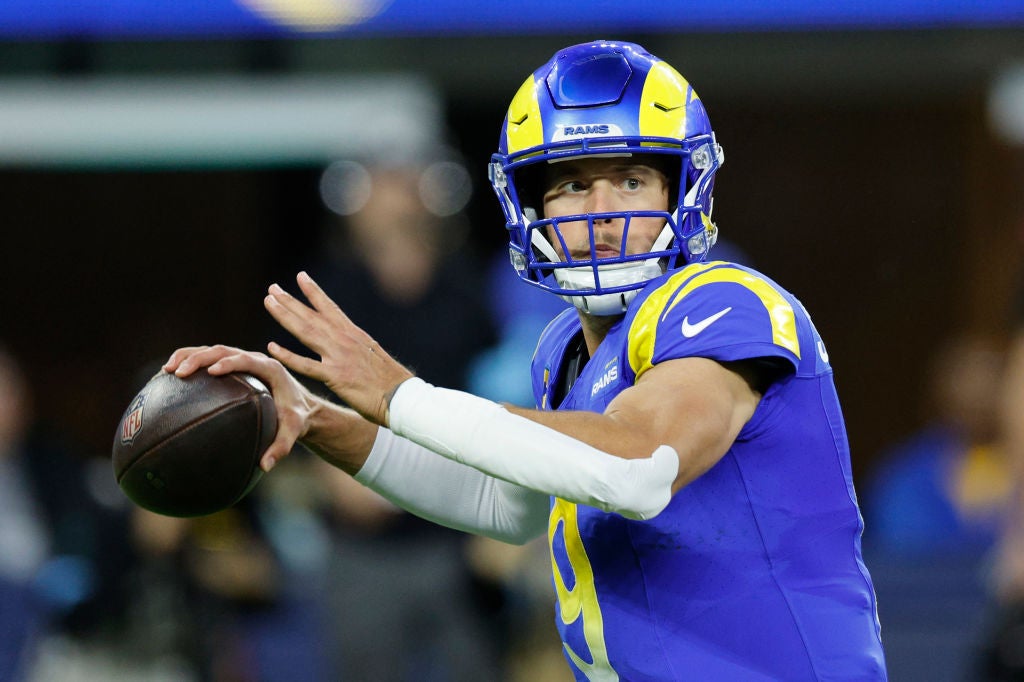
167;41;887;680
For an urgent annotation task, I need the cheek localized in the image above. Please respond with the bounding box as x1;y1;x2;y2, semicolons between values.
546;221;589;258
545;225;567;259
626;219;667;254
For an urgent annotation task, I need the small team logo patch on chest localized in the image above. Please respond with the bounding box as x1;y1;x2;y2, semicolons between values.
591;359;619;397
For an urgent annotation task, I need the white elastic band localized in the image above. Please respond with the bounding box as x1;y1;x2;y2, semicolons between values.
355;427;549;544
388;377;677;521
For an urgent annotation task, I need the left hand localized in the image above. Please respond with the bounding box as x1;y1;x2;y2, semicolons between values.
264;271;414;426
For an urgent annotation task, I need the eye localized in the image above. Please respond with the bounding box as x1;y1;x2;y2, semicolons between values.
543;178;584;203
621;176;643;191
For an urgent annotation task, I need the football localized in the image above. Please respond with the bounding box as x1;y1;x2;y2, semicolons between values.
112;370;277;517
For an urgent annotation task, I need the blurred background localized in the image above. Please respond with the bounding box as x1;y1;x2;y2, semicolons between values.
2;1;1024;680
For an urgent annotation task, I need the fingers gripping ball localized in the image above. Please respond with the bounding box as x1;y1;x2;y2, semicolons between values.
112;371;277;517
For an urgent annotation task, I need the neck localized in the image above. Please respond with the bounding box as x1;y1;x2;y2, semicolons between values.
578;311;622;356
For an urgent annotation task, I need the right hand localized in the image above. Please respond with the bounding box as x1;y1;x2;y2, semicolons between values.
263;273;414;427
163;345;317;472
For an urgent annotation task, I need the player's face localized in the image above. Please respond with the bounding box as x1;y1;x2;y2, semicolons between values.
541;157;669;262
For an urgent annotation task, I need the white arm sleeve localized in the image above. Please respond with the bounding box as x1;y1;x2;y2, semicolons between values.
354;426;549;544
388;377;678;521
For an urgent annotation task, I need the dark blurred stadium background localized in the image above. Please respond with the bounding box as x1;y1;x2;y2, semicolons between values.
2;3;1024;679
2;2;1023;476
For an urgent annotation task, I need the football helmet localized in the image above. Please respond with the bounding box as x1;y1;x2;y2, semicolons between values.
490;40;724;315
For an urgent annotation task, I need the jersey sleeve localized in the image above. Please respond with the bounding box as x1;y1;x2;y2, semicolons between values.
531;308;580;410
626;262;803;381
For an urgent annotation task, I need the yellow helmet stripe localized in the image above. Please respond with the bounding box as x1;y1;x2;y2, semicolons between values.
506;76;545;154
638;61;693;139
628;263;801;378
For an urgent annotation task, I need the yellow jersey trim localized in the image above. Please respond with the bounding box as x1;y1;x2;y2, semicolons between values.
627;262;801;379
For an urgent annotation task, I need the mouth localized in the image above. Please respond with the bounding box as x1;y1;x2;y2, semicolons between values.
568;246;618;261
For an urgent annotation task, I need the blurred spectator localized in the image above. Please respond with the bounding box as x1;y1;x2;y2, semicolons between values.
310;153;493;389
296;153;504;681
104;363;332;682
865;333;1009;556
15;356;330;682
0;343;135;681
0;344;50;680
121;504;285;681
979;282;1024;680
862;333;1010;682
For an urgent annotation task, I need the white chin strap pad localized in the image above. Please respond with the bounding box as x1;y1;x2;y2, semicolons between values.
528;218;672;316
388;377;678;521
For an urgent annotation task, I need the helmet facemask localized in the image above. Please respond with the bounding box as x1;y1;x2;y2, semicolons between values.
490;41;724;316
491;142;722;316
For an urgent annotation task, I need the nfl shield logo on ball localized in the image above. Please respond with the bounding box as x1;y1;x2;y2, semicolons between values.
120;393;146;445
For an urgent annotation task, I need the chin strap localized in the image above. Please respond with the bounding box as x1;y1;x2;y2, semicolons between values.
529;220;674;316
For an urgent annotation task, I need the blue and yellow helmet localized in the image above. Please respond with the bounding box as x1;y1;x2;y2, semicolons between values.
489;40;724;315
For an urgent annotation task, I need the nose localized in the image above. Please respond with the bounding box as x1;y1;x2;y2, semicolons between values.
585;180;619;221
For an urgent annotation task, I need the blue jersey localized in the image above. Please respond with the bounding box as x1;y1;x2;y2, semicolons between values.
531;261;887;681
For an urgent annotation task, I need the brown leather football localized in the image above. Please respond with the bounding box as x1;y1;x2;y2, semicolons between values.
112;371;276;517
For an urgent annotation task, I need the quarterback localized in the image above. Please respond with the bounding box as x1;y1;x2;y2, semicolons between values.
166;41;888;680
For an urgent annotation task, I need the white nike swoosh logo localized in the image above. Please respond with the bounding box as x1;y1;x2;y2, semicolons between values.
681;307;732;338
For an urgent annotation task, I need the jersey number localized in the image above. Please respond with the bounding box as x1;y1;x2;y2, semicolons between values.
549;499;617;681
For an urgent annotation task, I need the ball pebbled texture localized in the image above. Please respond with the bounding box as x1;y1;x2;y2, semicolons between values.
112;371;277;517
